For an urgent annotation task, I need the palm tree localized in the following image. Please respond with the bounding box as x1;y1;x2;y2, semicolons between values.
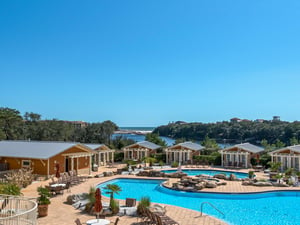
104;184;121;214
104;184;121;201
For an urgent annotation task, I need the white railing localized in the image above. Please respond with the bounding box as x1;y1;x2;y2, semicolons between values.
0;195;37;225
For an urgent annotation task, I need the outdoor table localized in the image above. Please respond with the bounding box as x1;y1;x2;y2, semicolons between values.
86;219;110;225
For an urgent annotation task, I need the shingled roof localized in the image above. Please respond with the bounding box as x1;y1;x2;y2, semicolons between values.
222;142;264;153
124;141;161;150
169;141;204;151
0;140;93;159
270;145;300;154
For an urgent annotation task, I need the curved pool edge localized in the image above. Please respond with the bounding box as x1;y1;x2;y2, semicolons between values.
97;177;229;225
97;176;300;196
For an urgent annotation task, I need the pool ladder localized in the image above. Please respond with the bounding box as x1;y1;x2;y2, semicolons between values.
200;202;225;217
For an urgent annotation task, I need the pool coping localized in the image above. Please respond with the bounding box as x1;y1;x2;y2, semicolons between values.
97;176;300;195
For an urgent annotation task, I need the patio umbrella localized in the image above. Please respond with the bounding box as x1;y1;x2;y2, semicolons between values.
55;163;60;178
94;188;103;220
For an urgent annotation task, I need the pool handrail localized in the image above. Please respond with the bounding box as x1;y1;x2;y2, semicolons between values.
200;201;225;217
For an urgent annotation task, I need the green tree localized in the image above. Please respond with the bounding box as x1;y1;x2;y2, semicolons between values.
201;135;220;151
0;107;23;140
145;133;166;147
289;137;299;146
104;184;122;201
104;184;122;211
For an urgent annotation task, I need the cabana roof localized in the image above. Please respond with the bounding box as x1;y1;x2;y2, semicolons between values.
123;141;161;150
0;140;94;159
168;141;204;151
270;145;300;154
221;143;264;153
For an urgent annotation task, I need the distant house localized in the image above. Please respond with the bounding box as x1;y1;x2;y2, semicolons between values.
219;143;264;168
230;118;242;123
269;145;300;171
255;119;265;123
85;144;115;166
165;142;204;164
123;141;161;161
273;116;280;122
0;140;95;177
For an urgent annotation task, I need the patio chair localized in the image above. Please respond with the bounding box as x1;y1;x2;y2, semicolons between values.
74;218;86;225
125;198;136;207
113;217;120;225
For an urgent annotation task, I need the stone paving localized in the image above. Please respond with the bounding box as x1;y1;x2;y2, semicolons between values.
21;165;300;225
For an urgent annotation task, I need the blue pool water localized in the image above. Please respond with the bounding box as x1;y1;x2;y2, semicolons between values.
98;178;300;225
162;169;249;179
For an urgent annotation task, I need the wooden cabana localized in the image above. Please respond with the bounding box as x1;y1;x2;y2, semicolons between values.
123;141;161;161
219;143;264;168
269;145;300;171
165;142;204;164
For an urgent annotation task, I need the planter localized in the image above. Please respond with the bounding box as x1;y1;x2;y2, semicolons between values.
38;204;49;217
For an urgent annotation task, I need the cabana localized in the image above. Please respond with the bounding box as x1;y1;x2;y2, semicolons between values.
165;142;204;164
219;143;264;168
123;141;161;161
269;145;300;171
85;144;115;166
0;140;94;177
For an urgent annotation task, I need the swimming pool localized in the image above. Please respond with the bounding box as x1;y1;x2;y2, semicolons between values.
98;178;300;225
162;169;249;179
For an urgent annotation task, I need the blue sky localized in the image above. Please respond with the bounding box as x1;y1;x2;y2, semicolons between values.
1;1;300;126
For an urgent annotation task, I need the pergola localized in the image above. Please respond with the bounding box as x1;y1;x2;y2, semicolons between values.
219;143;264;168
85;144;115;166
62;151;93;174
123;141;161;161
269;145;300;171
165;142;204;164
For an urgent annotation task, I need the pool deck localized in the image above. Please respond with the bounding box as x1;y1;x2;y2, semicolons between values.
21;164;300;225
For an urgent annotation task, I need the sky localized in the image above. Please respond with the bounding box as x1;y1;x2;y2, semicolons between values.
1;1;300;127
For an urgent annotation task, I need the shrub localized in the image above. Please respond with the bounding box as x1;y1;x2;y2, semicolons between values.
5;168;34;188
137;196;151;215
110;199;119;215
248;171;255;179
0;183;21;196
171;161;179;168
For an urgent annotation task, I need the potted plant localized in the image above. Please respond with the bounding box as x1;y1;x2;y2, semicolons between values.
37;186;51;217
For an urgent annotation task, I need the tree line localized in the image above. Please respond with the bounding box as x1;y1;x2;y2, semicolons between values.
153;120;300;146
0;107;118;145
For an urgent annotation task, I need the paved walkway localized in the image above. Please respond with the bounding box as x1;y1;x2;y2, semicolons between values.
21;165;300;225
